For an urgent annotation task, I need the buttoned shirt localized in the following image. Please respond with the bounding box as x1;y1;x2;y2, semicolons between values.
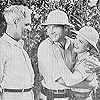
71;52;98;92
38;37;75;90
0;33;34;89
38;36;99;90
73;52;95;81
59;51;98;88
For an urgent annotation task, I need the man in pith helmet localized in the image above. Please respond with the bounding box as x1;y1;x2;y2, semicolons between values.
38;9;76;100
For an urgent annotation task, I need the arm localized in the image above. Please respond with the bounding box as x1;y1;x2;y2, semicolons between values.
70;56;99;88
59;61;83;86
38;42;61;81
38;41;90;86
70;80;94;89
85;56;100;73
57;54;93;86
0;42;6;87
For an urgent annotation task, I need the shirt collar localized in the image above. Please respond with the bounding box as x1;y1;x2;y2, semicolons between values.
2;33;24;48
65;37;71;50
48;37;54;44
64;36;73;50
48;37;71;50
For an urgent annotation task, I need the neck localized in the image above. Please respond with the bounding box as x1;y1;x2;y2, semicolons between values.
59;37;66;47
6;25;19;42
6;25;15;38
77;51;87;60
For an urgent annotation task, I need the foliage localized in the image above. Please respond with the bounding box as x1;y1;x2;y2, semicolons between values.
1;0;100;99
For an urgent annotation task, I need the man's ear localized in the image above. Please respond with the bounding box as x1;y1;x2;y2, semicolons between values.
13;19;19;27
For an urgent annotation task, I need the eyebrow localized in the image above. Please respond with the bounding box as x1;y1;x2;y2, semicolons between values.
76;37;84;43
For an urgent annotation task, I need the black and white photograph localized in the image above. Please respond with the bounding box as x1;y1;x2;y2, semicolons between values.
0;0;100;100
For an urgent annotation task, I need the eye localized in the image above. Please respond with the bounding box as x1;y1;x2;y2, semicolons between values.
75;37;77;40
79;40;83;44
51;32;55;35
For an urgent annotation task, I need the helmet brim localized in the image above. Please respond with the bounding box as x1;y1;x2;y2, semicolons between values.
71;30;99;52
41;22;74;27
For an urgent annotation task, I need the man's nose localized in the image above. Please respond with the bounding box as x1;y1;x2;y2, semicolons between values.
53;31;58;35
74;39;78;45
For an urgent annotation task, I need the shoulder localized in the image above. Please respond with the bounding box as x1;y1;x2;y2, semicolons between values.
0;38;8;57
0;37;13;56
85;55;100;67
86;55;99;62
38;38;52;54
0;38;9;50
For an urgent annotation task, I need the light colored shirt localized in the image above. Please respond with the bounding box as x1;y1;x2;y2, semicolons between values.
38;36;99;90
73;52;95;81
71;52;98;92
38;37;75;90
59;51;98;87
0;33;34;89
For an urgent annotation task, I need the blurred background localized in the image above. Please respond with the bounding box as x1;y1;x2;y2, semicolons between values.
0;0;100;100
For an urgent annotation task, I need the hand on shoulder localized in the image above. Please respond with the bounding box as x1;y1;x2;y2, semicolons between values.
85;56;100;73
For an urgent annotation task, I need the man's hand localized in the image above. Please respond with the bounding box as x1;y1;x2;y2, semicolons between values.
34;74;44;84
33;74;44;92
85;56;100;68
85;56;100;73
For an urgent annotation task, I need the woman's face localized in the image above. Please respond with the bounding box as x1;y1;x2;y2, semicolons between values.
47;25;65;42
73;35;89;54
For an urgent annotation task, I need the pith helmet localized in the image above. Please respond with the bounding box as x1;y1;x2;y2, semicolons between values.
42;9;74;27
72;26;99;52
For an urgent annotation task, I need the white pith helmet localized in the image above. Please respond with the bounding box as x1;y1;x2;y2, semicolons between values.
88;0;98;7
72;26;99;52
42;9;74;27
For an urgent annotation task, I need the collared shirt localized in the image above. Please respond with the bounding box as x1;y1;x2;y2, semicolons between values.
73;52;97;81
38;37;75;90
61;51;98;87
0;33;34;89
38;36;99;90
71;52;98;92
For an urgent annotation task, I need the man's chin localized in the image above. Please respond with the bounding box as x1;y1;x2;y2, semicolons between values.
73;49;80;53
52;38;59;42
73;48;77;52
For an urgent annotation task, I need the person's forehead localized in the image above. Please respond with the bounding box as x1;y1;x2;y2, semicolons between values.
77;34;87;43
47;25;63;29
52;25;64;29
